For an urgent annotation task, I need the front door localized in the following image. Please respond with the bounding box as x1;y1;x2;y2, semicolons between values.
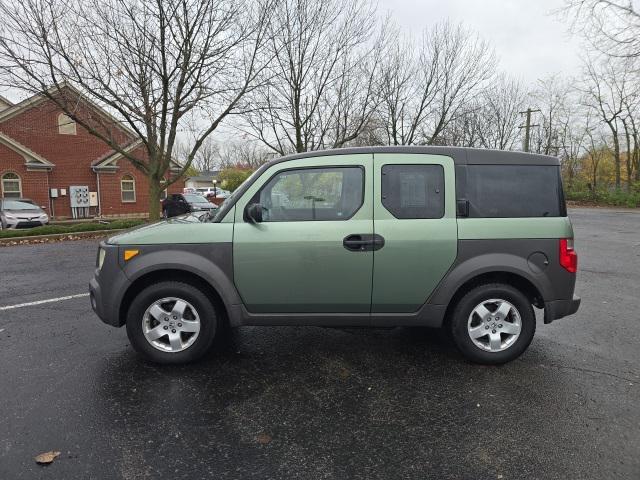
371;153;458;313
233;154;374;314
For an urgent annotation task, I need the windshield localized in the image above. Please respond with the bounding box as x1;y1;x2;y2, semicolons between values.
2;200;40;211
211;168;263;222
183;194;208;203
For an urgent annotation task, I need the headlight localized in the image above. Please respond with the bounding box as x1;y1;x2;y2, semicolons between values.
4;213;16;219
97;248;106;270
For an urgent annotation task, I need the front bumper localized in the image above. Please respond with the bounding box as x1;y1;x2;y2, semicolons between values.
89;243;131;327
544;294;581;324
4;218;47;229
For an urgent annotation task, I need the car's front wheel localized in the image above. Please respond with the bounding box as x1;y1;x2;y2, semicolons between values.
449;283;536;365
125;281;219;364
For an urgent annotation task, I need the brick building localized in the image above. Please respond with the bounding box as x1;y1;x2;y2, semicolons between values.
0;87;184;219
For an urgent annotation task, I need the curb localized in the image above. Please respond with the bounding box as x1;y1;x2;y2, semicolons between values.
0;229;125;246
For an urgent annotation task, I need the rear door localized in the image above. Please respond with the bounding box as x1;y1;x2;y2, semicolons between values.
233;154;374;314
371;153;457;313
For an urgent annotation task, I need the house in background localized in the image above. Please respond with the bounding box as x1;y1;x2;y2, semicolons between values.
0;86;184;219
185;170;219;190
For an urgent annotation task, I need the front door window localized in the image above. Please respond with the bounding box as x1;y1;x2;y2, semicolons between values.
257;167;364;222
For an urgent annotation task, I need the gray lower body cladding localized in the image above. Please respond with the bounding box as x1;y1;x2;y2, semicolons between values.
90;238;579;329
427;238;579;324
90;241;237;327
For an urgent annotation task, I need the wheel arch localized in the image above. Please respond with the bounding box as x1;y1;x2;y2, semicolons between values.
118;268;234;328
441;270;544;326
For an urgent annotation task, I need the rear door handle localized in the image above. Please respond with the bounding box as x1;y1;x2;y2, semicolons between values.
343;234;385;252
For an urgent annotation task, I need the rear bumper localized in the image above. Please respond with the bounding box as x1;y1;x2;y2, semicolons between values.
544;294;581;324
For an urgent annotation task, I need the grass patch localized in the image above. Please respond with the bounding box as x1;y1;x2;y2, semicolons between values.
0;219;145;239
566;188;640;208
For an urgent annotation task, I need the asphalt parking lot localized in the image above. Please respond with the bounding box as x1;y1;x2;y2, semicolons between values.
0;208;638;479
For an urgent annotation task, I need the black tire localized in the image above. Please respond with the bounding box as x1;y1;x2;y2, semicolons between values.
125;281;219;364
449;283;535;365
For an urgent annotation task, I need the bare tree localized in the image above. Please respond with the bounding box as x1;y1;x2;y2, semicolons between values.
377;21;496;146
579;55;633;189
621;91;640;184
529;76;571;156
562;0;640;58
217;140;273;169
584;122;609;192
424;22;496;145
436;102;484;147
476;74;526;150
0;0;272;219
377;30;439;145
192;138;221;173
242;0;384;155
557;105;591;189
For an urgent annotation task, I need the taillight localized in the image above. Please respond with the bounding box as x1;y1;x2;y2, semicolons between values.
559;238;577;273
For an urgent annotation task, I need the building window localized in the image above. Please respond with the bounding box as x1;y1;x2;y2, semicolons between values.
159;181;167;200
58;113;77;135
1;172;22;198
121;175;136;203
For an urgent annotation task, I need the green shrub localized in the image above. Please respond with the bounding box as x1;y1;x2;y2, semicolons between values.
0;219;144;239
565;188;640;208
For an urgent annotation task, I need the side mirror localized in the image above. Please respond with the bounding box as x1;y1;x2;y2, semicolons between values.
244;203;263;223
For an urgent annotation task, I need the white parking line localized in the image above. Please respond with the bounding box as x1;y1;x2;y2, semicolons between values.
0;293;90;311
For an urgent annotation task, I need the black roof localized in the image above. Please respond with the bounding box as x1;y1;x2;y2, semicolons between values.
264;146;559;167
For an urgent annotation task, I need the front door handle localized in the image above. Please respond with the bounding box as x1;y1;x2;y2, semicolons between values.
343;234;385;252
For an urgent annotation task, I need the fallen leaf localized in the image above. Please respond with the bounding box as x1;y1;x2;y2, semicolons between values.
338;367;350;379
256;433;272;445
35;451;61;464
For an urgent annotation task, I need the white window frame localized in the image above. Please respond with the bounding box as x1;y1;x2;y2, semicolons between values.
121;175;136;203
58;113;77;135
1;172;22;198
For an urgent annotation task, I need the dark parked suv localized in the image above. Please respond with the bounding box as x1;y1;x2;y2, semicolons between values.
90;147;580;365
161;193;217;218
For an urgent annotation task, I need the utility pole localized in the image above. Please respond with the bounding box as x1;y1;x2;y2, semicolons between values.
519;108;541;152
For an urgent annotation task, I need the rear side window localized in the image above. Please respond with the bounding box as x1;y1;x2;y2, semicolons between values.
257;166;364;222
465;165;565;218
381;164;444;219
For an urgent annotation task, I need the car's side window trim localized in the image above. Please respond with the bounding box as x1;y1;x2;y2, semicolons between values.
246;165;366;223
380;163;445;220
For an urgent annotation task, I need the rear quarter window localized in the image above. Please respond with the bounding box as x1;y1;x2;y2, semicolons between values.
465;165;565;218
381;164;445;219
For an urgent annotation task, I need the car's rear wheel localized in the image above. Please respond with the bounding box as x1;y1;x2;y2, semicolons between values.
126;281;219;364
449;283;535;365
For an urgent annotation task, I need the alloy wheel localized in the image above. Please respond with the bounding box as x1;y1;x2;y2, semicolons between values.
142;297;201;353
467;298;522;352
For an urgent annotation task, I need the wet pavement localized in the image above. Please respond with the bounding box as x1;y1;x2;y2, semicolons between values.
0;208;638;479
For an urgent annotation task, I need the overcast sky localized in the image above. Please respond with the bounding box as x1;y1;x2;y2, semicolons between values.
379;0;583;85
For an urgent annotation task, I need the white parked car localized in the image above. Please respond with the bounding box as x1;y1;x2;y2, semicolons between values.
0;198;50;229
197;187;230;198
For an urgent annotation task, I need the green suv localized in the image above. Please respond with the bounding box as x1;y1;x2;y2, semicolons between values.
90;147;580;365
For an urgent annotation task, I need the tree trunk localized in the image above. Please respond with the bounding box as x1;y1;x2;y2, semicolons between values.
612;131;621;190
635;135;640;182
622;120;632;191
148;177;162;221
